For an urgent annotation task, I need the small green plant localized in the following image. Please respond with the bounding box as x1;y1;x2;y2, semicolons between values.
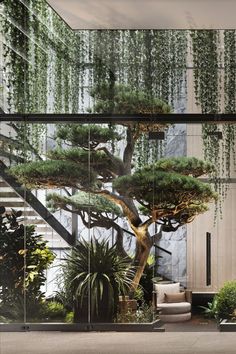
65;311;74;323
199;297;218;319
215;281;236;320
116;303;156;323
41;301;67;321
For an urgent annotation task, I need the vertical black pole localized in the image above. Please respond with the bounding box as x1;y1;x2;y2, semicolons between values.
206;232;211;286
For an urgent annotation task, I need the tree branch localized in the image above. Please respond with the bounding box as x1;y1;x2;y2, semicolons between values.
123;127;135;175
96;190;142;227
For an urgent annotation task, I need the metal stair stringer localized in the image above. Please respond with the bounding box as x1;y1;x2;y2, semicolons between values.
0;161;75;246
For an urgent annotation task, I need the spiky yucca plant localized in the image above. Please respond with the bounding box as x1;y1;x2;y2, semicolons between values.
63;238;134;323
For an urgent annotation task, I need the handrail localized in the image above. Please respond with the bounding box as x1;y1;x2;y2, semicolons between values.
122;227;172;256
154;244;172;256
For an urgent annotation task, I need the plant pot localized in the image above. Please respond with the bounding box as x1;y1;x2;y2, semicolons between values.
219;319;236;331
73;295;115;323
118;296;137;315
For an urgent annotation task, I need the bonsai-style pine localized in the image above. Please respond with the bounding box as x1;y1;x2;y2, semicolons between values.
9;84;217;294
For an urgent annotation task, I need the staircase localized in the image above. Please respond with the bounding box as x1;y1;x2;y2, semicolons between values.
0;158;75;250
0;177;71;248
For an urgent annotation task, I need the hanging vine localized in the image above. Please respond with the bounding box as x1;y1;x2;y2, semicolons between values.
191;30;236;206
223;30;236;181
76;30;188;167
1;0;79;158
190;30;225;207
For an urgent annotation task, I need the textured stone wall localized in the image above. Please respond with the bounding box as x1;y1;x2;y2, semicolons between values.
156;122;187;286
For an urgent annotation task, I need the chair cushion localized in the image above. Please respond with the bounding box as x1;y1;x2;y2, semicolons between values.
164;291;186;303
157;302;191;315
154;282;180;305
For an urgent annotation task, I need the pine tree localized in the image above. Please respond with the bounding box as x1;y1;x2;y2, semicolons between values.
9;84;217;294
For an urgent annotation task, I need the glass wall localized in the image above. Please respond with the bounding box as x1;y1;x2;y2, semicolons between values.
1;1;236;329
1;119;234;327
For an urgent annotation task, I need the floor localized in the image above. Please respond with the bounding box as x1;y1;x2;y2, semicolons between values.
0;331;236;354
165;314;218;332
0;313;222;354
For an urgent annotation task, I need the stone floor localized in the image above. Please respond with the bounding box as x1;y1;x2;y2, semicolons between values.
165;314;218;332
1;331;236;354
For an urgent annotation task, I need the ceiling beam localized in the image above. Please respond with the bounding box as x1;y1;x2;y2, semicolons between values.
1;113;236;124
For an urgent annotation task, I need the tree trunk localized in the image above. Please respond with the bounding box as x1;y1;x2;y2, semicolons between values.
129;229;152;296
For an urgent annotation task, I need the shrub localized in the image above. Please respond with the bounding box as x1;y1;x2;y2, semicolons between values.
65;311;74;323
41;301;67;321
61;238;134;323
116;303;156;323
0;206;55;320
216;281;236;320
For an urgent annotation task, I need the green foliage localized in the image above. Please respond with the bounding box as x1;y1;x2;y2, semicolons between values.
65;311;74;323
116;303;155;323
61;238;134;322
150;157;216;177
48;147;124;180
0;207;55;313
191;30;236;203
41;301;67;321
3;0;78;114
56;124;121;147
215;281;236;320
113;157;217;222
0;296;46;322
9;160;97;189
47;191;122;216
89;83;171;114
199;297;218;319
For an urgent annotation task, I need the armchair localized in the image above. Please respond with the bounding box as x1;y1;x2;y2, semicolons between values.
153;282;192;323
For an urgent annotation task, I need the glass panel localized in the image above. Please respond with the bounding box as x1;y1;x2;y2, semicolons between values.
0;120;27;323
1;120;236;329
21;123;90;324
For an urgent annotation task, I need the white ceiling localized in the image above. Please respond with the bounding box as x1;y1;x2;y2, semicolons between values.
47;0;236;30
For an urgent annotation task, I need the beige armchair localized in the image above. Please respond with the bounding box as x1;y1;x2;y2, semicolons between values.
153;282;192;323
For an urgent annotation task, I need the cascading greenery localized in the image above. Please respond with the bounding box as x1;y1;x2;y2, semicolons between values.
2;13;236;201
223;30;236;180
78;30;236;195
2;0;79;114
190;30;223;202
1;0;79;157
77;30;188;166
190;30;236;203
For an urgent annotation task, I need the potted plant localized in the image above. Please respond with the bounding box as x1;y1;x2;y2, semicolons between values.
61;238;134;323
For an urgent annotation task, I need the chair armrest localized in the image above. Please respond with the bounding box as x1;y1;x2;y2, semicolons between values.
185;290;192;304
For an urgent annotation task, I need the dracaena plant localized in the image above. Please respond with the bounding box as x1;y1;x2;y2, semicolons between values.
61;238;134;322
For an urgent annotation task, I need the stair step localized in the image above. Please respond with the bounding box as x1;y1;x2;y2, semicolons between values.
4;209;40;216
0;191;20;198
1;201;27;207
0;173;71;246
0;186;15;192
35;226;53;232
0;181;8;187
22;219;47;225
